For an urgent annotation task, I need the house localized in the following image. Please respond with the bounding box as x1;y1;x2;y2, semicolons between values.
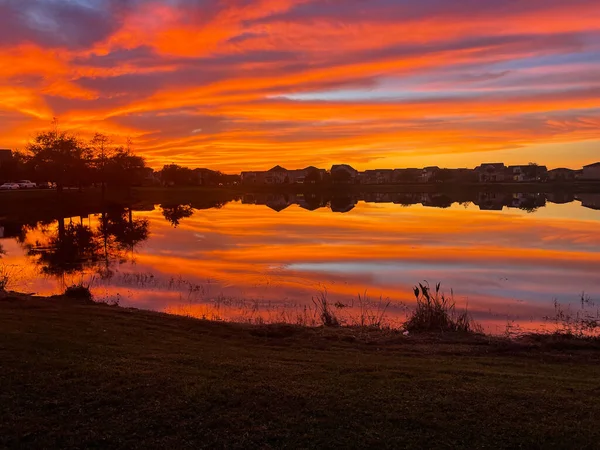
581;162;600;180
392;168;421;184
360;169;393;185
508;165;548;182
475;163;506;183
419;166;440;183
548;168;577;182
264;165;289;184
289;166;327;184
241;171;261;184
331;164;358;184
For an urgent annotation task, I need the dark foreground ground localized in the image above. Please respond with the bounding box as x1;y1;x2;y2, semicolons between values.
2;295;600;449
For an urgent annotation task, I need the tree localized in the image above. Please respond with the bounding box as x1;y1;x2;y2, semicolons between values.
89;133;116;195
160;164;196;186
105;148;146;187
26;121;90;192
304;168;322;184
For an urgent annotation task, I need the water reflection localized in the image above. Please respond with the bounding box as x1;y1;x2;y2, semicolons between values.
21;205;149;279
1;189;599;334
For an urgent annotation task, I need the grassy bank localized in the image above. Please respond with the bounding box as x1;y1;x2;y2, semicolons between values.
2;293;600;449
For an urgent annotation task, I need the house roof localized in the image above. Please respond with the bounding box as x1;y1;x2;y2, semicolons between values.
479;163;505;168
331;164;357;171
268;165;288;172
584;162;600;168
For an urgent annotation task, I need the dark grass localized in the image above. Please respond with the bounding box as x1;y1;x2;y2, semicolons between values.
2;295;600;449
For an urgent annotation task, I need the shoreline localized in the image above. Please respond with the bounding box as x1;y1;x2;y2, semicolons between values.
2;289;598;348
2;291;600;448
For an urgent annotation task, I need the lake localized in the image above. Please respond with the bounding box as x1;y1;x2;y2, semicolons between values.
2;190;600;334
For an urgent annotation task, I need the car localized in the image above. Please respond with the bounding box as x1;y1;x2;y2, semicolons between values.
0;183;20;190
37;181;55;189
17;180;37;189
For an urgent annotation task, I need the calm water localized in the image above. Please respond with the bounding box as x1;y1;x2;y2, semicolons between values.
2;191;600;334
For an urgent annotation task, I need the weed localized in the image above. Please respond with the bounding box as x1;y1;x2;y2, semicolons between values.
352;292;392;329
404;282;481;333
542;294;600;337
0;264;19;291
312;289;340;327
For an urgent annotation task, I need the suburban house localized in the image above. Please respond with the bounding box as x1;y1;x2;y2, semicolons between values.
581;162;600;180
548;168;577;182
330;164;359;184
360;169;393;185
241;166;326;185
475;163;506;183
419;166;440;183
392;168;421;184
290;166;327;184
508;165;548;182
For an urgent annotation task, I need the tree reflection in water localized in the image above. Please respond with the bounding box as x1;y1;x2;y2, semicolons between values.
24;205;149;281
161;204;194;228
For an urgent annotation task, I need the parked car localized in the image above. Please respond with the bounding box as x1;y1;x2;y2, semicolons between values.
17;180;37;189
0;183;20;190
37;181;55;189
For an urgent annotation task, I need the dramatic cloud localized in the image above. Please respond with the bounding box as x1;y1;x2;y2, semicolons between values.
1;0;600;170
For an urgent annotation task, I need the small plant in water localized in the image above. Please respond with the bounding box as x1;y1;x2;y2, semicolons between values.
404;282;481;333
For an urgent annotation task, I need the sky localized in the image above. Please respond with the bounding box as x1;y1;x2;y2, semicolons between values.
1;0;600;171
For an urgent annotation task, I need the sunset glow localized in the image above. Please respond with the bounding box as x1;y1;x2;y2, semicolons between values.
1;0;600;170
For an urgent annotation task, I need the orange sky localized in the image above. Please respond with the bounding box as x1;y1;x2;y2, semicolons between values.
1;0;600;171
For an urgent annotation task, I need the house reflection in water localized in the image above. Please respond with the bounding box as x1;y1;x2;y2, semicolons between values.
241;191;599;213
577;193;600;210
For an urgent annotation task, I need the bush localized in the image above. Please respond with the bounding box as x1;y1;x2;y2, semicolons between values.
405;282;481;333
64;284;93;302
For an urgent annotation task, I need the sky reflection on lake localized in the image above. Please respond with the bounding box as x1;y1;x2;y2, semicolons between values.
2;196;600;334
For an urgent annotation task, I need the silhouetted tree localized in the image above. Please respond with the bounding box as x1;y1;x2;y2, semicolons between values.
160;164;197;186
105;147;146;188
304;168;323;184
89;133;117;195
26;121;91;192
